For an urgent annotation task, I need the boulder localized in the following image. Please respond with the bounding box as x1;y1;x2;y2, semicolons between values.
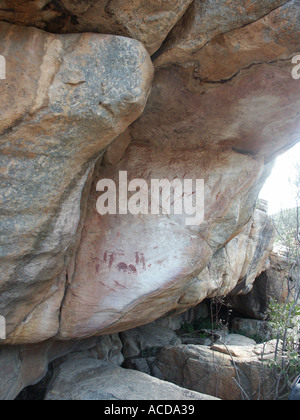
120;323;181;359
0;334;124;400
231;318;272;341
95;334;124;366
154;338;276;400
0;22;153;344
0;0;193;55
45;357;218;400
266;244;300;304
210;334;257;359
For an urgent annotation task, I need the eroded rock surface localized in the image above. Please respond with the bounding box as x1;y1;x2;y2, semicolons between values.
45;356;218;400
154;339;276;400
1;0;300;347
59;202;274;339
230;244;298;319
155;0;297;77
0;22;153;344
0;333;125;400
0;0;193;55
179;209;275;311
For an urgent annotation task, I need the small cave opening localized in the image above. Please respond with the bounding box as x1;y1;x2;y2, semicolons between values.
15;364;54;401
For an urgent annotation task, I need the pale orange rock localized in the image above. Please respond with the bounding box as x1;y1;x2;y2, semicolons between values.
60;28;300;339
59;143;265;339
1;0;300;346
160;1;300;82
0;0;194;55
103;129;132;166
154;0;291;70
0;22;153;344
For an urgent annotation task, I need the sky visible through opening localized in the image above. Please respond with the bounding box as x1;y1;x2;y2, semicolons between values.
259;142;300;215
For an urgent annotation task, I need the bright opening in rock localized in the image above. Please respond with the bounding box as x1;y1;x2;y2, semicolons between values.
260;142;300;215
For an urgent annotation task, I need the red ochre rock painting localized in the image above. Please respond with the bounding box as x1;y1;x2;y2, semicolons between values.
102;251;146;274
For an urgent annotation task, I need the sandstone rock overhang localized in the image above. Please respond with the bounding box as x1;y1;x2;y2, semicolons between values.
0;0;300;345
0;22;153;344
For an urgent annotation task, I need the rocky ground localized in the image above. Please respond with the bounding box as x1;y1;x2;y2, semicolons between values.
13;304;290;401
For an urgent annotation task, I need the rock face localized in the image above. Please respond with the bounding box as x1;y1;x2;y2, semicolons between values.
153;339;277;400
182;208;275;309
0;0;300;357
0;333;125;400
0;0;193;55
45;357;217;400
120;323;181;359
230;245;296;319
59;205;274;339
57;1;300;339
0;22;153;344
155;0;298;80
